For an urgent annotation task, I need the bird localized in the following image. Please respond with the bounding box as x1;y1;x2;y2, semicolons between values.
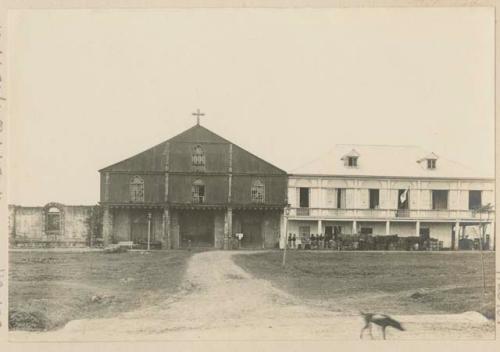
360;311;405;340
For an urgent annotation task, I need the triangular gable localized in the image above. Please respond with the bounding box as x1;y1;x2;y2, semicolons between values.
417;152;439;163
99;124;286;174
341;149;360;160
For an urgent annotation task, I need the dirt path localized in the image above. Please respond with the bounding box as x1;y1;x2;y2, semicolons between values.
10;251;494;341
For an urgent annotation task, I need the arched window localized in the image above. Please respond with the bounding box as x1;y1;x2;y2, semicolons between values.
192;145;206;171
192;179;205;203
251;179;265;203
130;176;145;202
46;207;61;232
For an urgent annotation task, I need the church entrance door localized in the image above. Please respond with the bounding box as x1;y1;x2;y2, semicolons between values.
179;211;214;247
240;213;263;248
131;211;149;244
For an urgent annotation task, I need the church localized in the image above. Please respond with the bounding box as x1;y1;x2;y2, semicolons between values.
99;118;288;249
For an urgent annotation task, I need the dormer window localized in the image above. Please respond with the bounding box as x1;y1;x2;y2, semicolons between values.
418;152;438;170
342;149;360;168
347;156;358;167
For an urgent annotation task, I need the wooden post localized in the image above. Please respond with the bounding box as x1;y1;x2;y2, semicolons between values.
147;212;152;251
223;143;233;250
162;207;171;250
479;221;486;295
224;208;233;250
282;207;289;267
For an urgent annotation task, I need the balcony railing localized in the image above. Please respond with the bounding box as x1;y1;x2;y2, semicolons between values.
296;208;310;216
396;209;410;218
288;207;494;220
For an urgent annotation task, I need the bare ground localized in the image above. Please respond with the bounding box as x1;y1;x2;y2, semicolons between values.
9;250;495;341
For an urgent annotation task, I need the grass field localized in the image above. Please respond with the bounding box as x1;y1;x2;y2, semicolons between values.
9;250;193;331
233;251;495;319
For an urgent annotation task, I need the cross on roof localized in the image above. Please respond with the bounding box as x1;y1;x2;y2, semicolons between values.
192;109;205;125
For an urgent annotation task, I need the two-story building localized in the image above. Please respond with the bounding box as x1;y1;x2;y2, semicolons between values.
286;145;495;250
99;123;288;249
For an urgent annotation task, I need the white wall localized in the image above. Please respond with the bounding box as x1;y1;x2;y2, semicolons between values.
421;222;453;248
288;176;494;211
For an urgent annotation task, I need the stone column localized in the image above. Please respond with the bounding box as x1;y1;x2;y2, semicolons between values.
162;207;171;250
385;220;390;236
352;220;357;235
416;221;420;237
318;219;323;235
224;208;233;250
102;206;113;246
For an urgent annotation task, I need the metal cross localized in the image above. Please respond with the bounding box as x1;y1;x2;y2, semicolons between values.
192;109;205;125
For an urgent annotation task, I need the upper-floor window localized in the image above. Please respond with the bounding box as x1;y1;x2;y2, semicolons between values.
398;189;409;209
130;176;145;202
432;190;448;210
469;190;482;210
299;187;310;208
251;180;265;203
192;145;206;171
427;159;437;169
369;189;379;209
337;188;347;209
192;179;205;203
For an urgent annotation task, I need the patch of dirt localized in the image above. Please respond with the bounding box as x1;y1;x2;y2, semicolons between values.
9;251;495;341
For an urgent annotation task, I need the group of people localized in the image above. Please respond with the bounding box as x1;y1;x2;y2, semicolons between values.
286;233;338;250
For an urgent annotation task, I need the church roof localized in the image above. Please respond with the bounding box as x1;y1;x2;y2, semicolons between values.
290;144;492;179
99;124;286;174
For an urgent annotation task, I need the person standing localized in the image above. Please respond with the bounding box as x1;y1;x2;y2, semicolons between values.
292;234;297;249
236;232;244;249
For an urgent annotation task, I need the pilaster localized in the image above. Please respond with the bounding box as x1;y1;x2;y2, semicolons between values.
102;206;113;246
162;207;171;249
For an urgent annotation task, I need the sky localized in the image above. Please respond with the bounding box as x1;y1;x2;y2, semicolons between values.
7;8;495;206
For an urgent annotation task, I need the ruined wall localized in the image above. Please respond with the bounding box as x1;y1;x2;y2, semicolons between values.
12;207;44;240
64;206;92;243
9;203;100;248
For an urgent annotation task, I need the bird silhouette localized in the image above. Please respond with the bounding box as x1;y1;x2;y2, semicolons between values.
360;311;405;340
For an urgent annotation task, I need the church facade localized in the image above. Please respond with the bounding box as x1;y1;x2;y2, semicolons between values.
99;124;288;249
